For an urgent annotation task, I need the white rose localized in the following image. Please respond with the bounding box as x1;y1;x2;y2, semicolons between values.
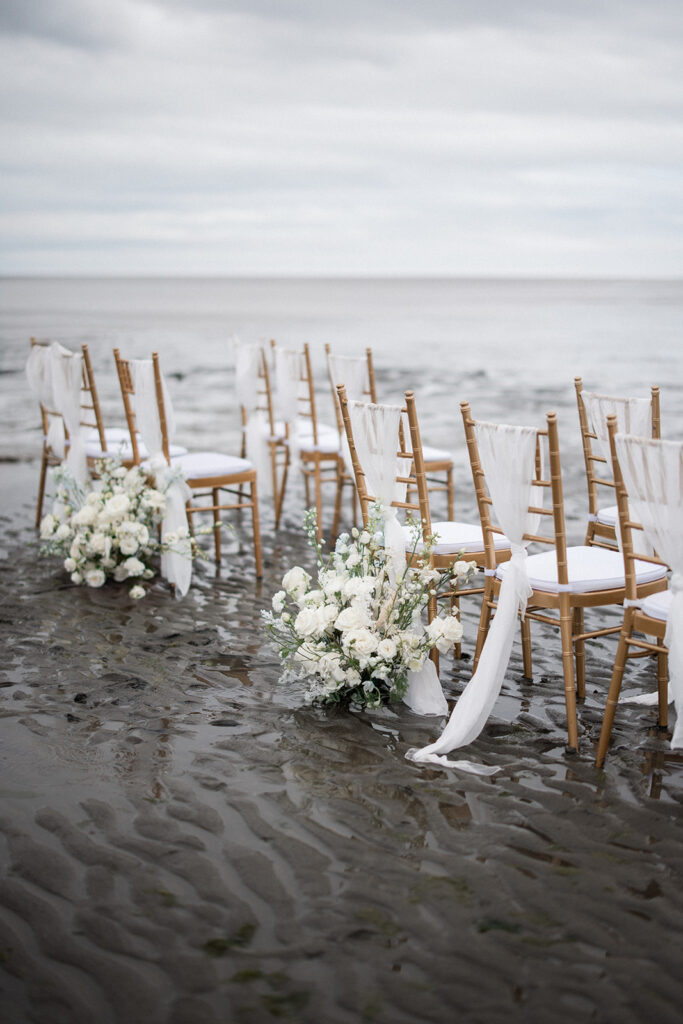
72;504;97;527
318;652;346;683
122;556;145;577
119;535;139;556
88;532;110;556
320;572;345;597
142;489;165;510
136;524;149;546
376;637;398;661
294;607;323;638
104;493;130;520
129;584;145;600
316;605;338;631
70;571;83;585
454;559;477;578
55;523;71;541
63;557;77;573
112;466;127;479
342;627;377;659
301;588;325;608
85;568;106;588
272;591;286;614
342;576;375;602
282;566;310;598
335;604;371;632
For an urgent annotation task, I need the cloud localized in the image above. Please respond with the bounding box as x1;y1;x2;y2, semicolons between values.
1;0;682;275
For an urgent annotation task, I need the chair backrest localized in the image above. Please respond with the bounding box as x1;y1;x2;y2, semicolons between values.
29;338;107;453
607;415;673;603
575;377;660;526
461;402;571;577
234;340;277;437
28;338;62;446
337;384;428;532
80;343;107;451
325;344;377;435
113;348;142;464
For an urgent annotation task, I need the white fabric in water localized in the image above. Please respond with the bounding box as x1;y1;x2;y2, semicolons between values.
497;545;667;594
403;658;448;717
131;359;192;598
408;421;540;772
615;433;683;746
50;343;88;486
233;338;272;498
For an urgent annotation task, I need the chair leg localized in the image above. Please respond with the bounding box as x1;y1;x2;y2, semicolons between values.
275;447;289;530
573;607;586;701
595;613;633;767
450;591;462;660
520;614;533;680
559;594;579;751
212;488;221;564
269;441;279;520
657;651;669;730
314;456;324;542
330;458;343;543
251;477;263;578
446;466;454;522
35;450;49;528
473;578;495;671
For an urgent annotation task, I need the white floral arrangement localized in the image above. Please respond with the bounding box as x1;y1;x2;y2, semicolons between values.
39;458;192;599
263;508;477;709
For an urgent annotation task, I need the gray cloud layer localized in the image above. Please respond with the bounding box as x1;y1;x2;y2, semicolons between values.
1;0;682;275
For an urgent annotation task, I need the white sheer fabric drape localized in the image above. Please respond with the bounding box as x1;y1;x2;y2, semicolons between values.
130;360;192;597
346;399;446;716
327;353;369;475
274;347;303;466
615;433;683;747
233;339;271;497
48;343;88;486
408;422;540;773
26;343;63;454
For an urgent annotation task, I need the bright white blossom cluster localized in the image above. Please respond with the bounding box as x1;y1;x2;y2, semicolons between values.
263;508;477;709
39;459;189;599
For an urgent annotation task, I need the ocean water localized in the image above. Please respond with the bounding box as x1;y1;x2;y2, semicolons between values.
1;275;682;526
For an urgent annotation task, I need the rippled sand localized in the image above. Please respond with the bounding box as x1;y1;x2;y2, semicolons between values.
2;463;683;1024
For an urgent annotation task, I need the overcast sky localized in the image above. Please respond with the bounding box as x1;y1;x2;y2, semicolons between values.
1;0;682;277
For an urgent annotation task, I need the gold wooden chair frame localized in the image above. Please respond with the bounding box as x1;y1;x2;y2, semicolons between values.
464;405;667;751
237;346;289;525
114;349;262;576
575;377;660;549
595;415;670;767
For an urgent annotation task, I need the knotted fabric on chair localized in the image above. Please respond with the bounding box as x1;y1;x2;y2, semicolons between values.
615;433;683;748
408;422;539;773
130;359;193;598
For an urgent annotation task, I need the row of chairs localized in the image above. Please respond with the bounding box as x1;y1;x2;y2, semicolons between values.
27;338;676;765
333;382;676;767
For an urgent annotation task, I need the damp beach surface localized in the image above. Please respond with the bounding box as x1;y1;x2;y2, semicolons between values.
1;457;683;1024
2;277;683;1023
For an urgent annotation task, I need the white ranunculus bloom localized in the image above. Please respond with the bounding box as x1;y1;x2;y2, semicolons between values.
342;627;377;659
129;584;145;599
85;568;106;588
88;532;109;555
70;571;83;584
315;605;338;631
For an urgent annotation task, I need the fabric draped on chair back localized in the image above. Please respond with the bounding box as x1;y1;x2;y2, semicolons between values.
129;358;192;597
327;353;369;404
614;433;683;747
408;419;544;772
346;400;412;582
274;347;304;425
27;342;89;487
584;393;653;466
233;340;272;497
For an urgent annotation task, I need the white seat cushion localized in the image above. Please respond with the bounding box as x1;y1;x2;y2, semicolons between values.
165;451;254;479
422;444;453;465
497;544;667;595
596;505;618;527
86;428;187;461
403;521;510;555
640;588;671;621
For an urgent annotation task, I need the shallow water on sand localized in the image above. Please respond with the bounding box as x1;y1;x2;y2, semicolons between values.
1;277;683;1022
2;458;683;1024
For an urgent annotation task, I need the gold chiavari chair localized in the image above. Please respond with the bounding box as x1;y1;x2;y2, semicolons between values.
595;416;673;767
575;377;660;548
236;344;289;525
114;349;262;575
465;405;668;750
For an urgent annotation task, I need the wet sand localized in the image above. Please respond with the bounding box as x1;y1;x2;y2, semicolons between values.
1;461;683;1024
